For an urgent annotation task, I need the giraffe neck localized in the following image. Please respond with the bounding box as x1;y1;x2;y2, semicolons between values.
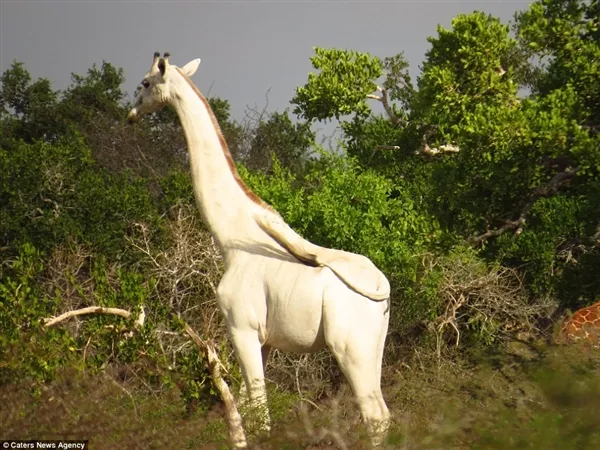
170;69;267;253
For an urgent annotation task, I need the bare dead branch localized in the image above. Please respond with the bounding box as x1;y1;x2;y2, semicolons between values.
470;168;577;245
126;205;224;333
183;323;247;449
43;306;145;328
367;86;407;127
417;128;460;156
555;219;600;264
420;142;460;156
43;302;247;449
429;256;556;358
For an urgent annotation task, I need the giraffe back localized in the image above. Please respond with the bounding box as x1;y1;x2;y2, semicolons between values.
559;300;600;346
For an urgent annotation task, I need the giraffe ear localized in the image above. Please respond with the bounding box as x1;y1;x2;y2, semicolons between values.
181;59;201;77
158;58;167;76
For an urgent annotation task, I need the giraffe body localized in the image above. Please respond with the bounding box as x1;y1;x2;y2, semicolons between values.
127;53;390;446
559;300;600;346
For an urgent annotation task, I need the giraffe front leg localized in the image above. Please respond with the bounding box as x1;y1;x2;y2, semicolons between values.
238;345;270;405
230;330;271;434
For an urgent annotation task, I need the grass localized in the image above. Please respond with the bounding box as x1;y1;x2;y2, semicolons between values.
1;342;600;449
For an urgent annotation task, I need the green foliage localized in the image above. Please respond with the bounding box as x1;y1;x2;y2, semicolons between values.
292;47;383;121
244;153;438;274
415;12;520;144
286;4;599;341
381;52;415;109
238;159;306;225
517;0;600;126
244;111;315;172
0;61;62;143
0;136;159;258
158;169;195;208
341;114;404;167
0;243;77;387
60;61;126;124
412;6;599;304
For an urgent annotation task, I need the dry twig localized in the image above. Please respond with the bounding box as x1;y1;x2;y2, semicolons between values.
430;256;555;358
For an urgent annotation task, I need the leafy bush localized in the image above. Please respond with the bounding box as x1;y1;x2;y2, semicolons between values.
0;136;160;259
0;243;77;389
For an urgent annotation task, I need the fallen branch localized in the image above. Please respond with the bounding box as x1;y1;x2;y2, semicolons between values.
44;305;247;449
44;306;145;329
470;168;577;245
183;324;247;449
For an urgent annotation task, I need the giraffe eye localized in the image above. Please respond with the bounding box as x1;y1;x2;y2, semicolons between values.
141;80;150;89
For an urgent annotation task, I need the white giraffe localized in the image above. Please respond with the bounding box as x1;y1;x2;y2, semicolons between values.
127;52;391;445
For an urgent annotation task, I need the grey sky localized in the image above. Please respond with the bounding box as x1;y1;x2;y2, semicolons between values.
1;1;534;140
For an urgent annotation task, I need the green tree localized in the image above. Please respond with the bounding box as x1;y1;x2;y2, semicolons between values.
0;61;61;143
292;47;383;122
243;111;314;172
290;7;600;309
517;0;600;129
59;61;126;124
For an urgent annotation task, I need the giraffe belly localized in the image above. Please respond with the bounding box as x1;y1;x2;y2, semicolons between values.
262;259;328;353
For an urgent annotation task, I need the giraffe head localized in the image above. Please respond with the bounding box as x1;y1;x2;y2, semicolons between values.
127;52;201;123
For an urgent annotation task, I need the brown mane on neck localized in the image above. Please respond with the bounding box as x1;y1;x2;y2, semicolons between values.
176;67;274;212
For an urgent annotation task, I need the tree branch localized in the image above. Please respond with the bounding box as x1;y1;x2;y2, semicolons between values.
374;145;401;151
372;134;459;159
368;86;407;127
368;87;460;156
183;324;248;449
556;219;600;264
417;128;460;156
420;142;460;156
43;306;144;328
470;168;577;245
44;305;248;449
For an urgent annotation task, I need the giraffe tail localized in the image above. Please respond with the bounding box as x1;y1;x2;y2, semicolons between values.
253;212;391;301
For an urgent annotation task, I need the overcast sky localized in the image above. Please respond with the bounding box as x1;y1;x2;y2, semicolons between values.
1;0;534;140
